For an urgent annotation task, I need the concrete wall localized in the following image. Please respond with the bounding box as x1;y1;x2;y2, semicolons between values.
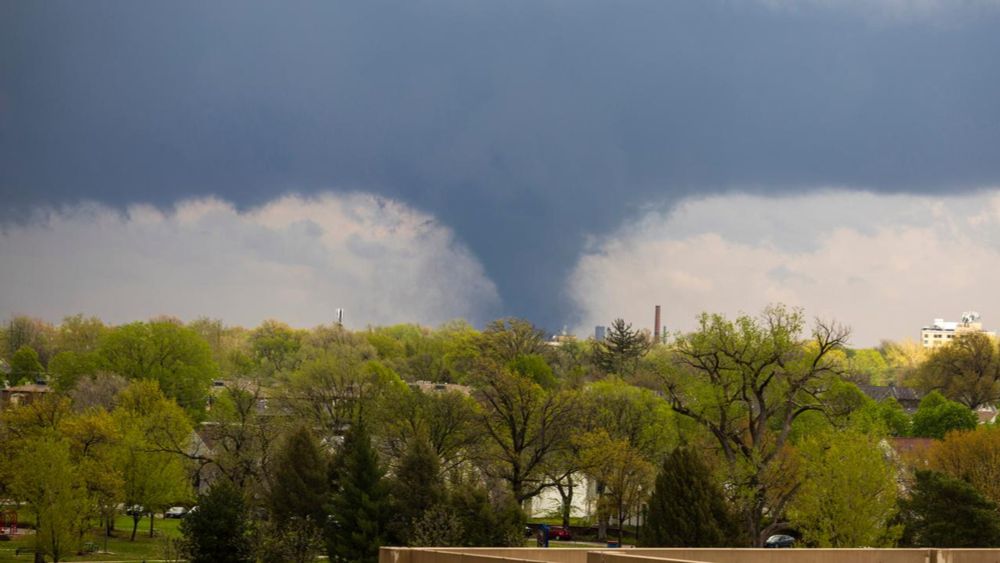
383;547;1000;563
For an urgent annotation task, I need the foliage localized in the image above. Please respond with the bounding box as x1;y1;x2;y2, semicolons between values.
181;480;254;563
660;304;849;545
248;319;302;374
9;435;92;562
390;432;445;545
928;425;1000;506
914;332;1000;409
578;430;655;545
480;318;547;363
899;470;1000;547
9;345;43;385
509;353;557;389
49;350;103;391
326;421;392;563
910;391;977;439
99;321;218;417
266;425;329;562
473;365;577;502
446;485;525;547
642;447;739;547
787;429;900;547
847;348;890;385
593;318;650;377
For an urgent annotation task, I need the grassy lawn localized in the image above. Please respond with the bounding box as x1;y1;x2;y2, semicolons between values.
0;514;182;562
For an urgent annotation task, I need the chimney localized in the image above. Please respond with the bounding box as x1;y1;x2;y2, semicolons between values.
654;305;661;343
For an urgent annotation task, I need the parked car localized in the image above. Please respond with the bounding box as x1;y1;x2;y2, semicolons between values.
764;534;795;548
548;526;573;541
125;505;145;516
164;506;188;519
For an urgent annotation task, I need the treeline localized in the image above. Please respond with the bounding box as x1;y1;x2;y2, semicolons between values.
2;306;1000;561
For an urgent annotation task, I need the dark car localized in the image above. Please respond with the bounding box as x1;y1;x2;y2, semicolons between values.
764;534;795;548
548;526;573;541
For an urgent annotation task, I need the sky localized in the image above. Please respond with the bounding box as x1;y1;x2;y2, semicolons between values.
3;0;1000;345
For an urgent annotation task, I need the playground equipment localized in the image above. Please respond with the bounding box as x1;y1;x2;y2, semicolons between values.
0;510;17;536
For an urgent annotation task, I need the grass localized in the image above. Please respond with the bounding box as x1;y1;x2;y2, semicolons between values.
0;514;183;562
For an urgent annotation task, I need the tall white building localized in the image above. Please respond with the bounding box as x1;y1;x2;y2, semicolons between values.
921;312;996;349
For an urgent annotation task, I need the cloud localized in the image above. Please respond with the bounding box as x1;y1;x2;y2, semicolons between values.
569;190;1000;346
5;1;1000;327
0;194;500;328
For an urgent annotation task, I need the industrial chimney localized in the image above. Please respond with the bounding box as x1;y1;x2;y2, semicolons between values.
654;305;661;343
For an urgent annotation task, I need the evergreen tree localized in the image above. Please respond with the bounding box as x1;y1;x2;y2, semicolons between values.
267;425;329;563
326;421;392;562
642;447;739;547
593;319;650;377
900;470;1000;547
180;480;254;563
390;432;444;545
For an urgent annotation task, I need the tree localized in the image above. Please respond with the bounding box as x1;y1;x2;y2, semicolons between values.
113;381;193;540
248;320;302;375
578;430;655;546
910;391;977;439
99;321;219;417
389;432;445;545
659;305;849;545
446;485;525;547
472;364;577;503
181;480;254;563
847;348;890;385
899;470;1000;547
479;318;547;363
9;345;43;386
593;318;650;377
642;447;738;547
787;429;900;547
281;346;406;439
915;332;1000;409
928;425;1000;506
10;436;91;563
326;422;392;563
266;425;329;563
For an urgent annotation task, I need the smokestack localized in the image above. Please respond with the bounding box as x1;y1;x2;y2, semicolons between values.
654;305;661;343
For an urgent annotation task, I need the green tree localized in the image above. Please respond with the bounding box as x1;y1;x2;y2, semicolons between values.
99;321;219;417
578;430;655;546
390;432;444;545
642;447;738;547
9;345;43;385
899;470;1000;547
848;348;890;385
509;353;557;389
593;318;650;377
660;304;850;545
929;425;1000;506
326;422;392;563
181;480;254;563
10;436;92;563
788;429;900;547
248;320;302;375
446;485;525;547
915;332;1000;409
48;350;103;391
910;391;977;439
473;364;577;503
480;318;547;364
113;381;193;540
266;425;329;563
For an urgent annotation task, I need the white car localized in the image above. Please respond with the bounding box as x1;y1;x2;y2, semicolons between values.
164;506;188;519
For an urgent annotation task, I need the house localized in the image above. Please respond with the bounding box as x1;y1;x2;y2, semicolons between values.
857;382;923;413
0;383;52;409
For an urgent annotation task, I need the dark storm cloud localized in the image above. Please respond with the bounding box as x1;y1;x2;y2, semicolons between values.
3;0;1000;328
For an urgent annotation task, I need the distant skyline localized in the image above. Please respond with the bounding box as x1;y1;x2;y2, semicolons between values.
4;1;1000;346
